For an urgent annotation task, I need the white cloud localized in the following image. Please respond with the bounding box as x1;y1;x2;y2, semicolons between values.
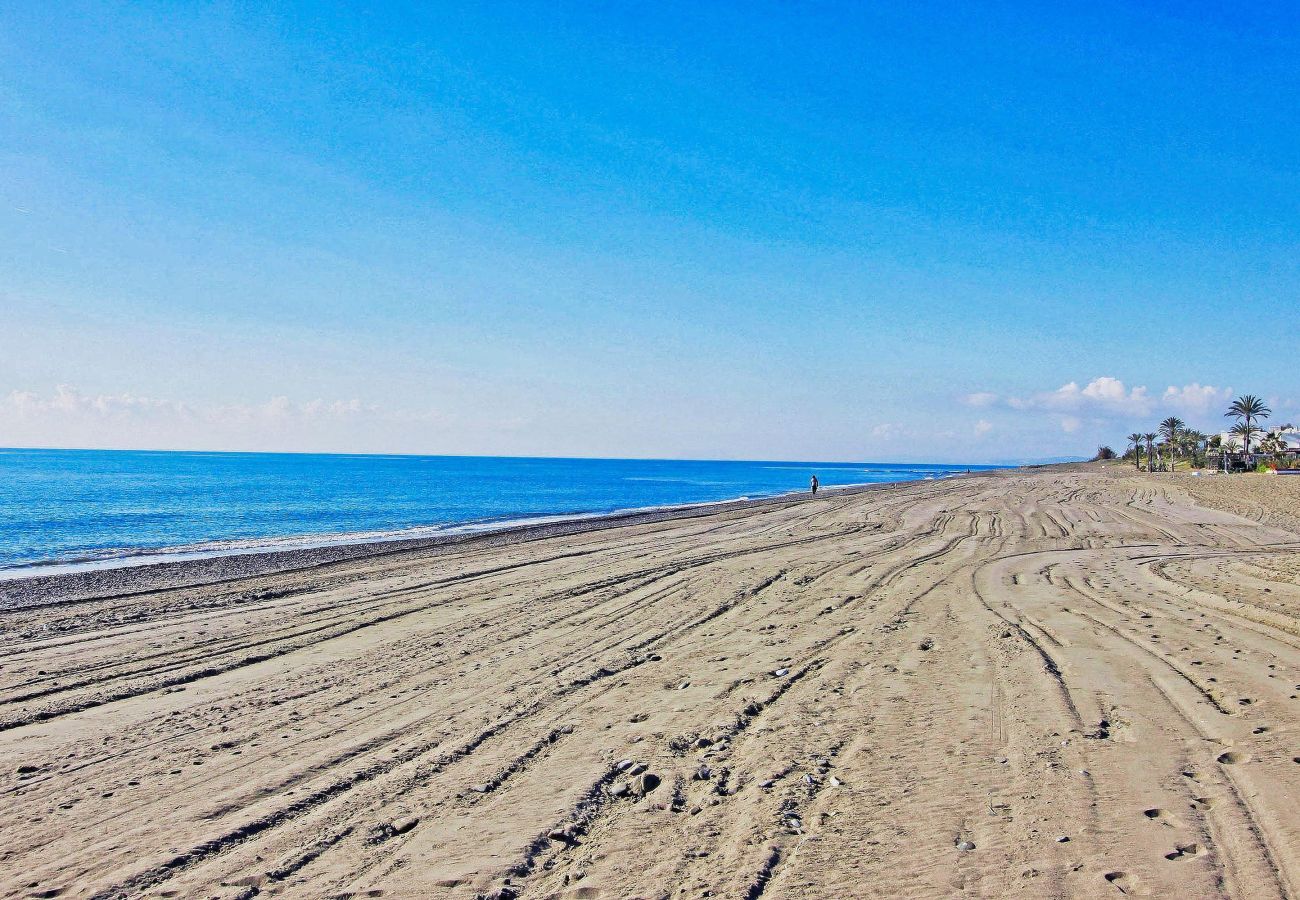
964;392;999;408
5;386;375;425
1010;377;1152;416
1161;383;1232;416
1059;415;1082;433
998;377;1243;428
8;385;191;418
2;385;382;451
974;419;993;436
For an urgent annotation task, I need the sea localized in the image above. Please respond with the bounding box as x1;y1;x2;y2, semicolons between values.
0;448;990;578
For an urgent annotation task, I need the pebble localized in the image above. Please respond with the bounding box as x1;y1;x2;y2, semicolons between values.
758;779;775;788
694;765;712;781
470;783;492;794
616;759;634;771
957;840;976;851
1055;835;1070;843
548;823;580;843
390;816;419;835
693;737;712;749
773;669;789;677
609;781;631;798
627;763;647;776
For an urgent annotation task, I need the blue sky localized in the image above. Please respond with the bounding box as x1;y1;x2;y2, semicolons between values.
2;1;1297;462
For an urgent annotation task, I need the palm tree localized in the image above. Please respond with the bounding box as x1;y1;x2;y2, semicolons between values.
1126;432;1145;470
1225;395;1271;454
1230;421;1259;456
1159;417;1185;466
1143;432;1157;472
1219;436;1240;471
1159;416;1184;443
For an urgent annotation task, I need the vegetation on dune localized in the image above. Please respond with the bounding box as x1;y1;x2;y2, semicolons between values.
1126;432;1145;470
1113;394;1295;474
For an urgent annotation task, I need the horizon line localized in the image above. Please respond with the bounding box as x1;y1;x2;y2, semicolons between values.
0;444;1019;468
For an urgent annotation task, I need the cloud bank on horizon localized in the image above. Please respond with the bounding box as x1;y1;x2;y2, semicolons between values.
967;377;1240;423
950;377;1275;450
5;378;1293;464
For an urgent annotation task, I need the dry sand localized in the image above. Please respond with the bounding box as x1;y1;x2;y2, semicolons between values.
1;464;1298;899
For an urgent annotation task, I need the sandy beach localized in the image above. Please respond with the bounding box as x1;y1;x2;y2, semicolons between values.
2;464;1298;899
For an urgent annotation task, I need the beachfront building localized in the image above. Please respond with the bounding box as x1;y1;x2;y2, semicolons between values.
1207;427;1300;471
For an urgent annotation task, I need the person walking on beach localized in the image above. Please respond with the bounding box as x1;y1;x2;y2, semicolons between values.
810;475;819;496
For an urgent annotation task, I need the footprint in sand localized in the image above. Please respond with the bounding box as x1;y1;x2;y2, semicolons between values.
1103;871;1135;892
1165;842;1205;861
1142;807;1184;827
1216;751;1249;765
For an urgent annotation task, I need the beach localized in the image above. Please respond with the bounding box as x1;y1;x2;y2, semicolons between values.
2;464;1298;899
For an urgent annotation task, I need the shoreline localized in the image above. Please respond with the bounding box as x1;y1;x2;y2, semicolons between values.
0;475;978;611
0;479;892;580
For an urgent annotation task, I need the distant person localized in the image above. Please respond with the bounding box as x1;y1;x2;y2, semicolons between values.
810;475;819;496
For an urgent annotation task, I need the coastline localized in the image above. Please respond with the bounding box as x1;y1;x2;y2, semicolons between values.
0;475;975;611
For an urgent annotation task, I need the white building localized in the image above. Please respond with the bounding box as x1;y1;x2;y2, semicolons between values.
1212;427;1300;453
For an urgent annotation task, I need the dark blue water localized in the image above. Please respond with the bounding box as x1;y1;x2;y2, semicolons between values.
0;449;988;575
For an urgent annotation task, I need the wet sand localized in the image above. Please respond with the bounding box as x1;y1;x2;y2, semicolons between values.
1;464;1298;898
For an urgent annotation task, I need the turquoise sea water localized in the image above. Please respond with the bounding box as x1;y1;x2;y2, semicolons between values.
0;449;990;575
